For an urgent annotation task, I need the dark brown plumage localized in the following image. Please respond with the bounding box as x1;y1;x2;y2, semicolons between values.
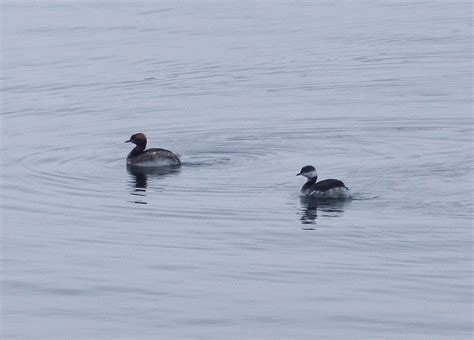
125;133;181;167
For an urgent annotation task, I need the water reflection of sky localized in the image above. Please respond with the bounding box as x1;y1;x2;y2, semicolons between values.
127;165;181;205
299;196;349;229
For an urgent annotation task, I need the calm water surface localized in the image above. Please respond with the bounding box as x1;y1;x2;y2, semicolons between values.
1;1;472;338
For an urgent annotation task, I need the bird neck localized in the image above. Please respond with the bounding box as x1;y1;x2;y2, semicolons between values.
128;145;145;158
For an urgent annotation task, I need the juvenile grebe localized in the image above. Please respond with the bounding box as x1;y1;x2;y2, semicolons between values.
125;132;181;167
297;165;349;198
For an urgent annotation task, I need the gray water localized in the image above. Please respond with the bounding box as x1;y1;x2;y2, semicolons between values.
1;1;472;338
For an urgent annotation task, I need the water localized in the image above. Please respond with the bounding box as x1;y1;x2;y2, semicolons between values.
1;1;472;338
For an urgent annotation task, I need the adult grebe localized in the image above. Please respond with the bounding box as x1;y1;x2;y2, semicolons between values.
125;133;181;167
297;165;349;198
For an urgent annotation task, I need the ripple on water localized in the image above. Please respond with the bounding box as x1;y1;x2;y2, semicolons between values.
5;113;404;228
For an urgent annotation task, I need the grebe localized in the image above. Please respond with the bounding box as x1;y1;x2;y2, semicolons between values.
125;133;181;167
297;165;349;198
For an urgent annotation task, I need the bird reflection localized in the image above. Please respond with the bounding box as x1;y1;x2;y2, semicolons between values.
127;165;180;204
299;196;349;228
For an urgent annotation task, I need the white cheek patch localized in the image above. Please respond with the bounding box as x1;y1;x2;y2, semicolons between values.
303;170;318;179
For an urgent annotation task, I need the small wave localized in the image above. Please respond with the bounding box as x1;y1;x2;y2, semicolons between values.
181;155;232;167
349;193;380;201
